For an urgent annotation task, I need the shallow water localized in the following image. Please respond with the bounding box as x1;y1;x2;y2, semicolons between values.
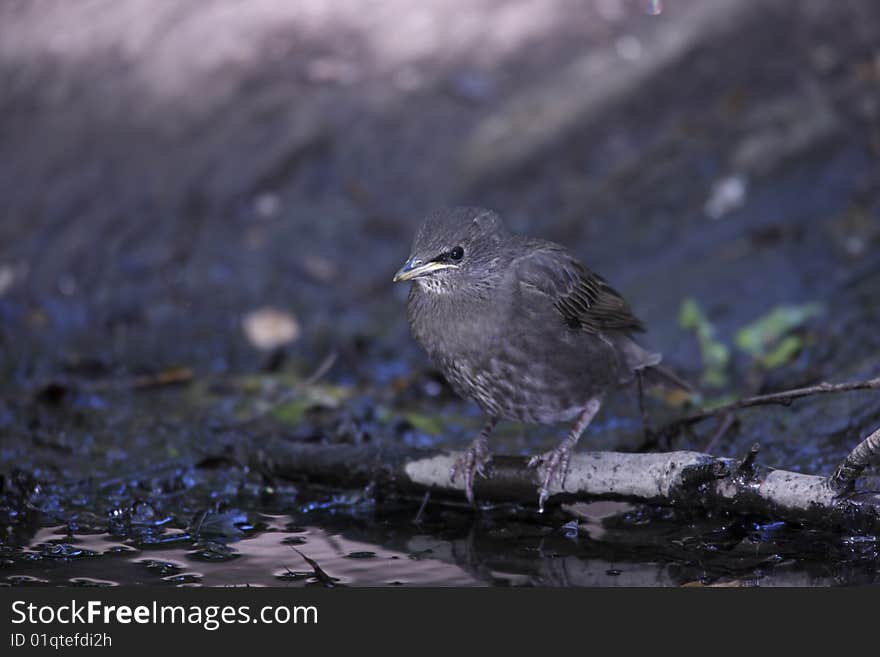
7;523;482;587
5;496;879;587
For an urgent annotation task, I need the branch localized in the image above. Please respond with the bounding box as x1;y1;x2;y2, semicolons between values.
248;436;880;531
652;376;880;443
830;426;880;493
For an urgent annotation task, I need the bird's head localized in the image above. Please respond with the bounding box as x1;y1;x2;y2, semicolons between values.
393;207;509;294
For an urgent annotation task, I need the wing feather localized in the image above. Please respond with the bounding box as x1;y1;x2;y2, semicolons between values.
515;243;645;334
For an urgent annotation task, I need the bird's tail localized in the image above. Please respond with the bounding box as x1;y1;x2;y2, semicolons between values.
639;363;694;393
613;335;694;393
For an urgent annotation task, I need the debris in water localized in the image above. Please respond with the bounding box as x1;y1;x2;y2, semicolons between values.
291;547;339;587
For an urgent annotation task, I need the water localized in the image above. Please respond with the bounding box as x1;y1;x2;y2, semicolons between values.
4;498;879;587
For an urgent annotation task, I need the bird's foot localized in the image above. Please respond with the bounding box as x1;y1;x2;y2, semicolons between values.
528;443;574;513
450;438;492;505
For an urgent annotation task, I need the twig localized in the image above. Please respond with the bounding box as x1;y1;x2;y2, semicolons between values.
290;547;338;587
304;351;338;386
737;442;761;477
702;413;736;454
221;351;340;428
830;426;880;493
128;368;194;389
37;368;195;400
655;376;880;441
413;491;431;525
636;371;651;440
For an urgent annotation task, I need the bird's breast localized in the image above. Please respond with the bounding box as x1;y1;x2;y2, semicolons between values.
405;284;621;425
406;285;499;366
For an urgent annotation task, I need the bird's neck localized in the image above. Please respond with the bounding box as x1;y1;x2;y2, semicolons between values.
414;277;456;295
406;278;509;358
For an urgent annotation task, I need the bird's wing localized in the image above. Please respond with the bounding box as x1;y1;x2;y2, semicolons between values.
514;242;645;334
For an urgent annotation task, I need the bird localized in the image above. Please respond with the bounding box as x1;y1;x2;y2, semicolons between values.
393;207;689;511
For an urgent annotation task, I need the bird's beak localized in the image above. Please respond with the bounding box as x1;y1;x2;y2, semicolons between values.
392;258;458;282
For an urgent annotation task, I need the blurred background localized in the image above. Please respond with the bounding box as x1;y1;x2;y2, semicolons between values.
1;0;880;586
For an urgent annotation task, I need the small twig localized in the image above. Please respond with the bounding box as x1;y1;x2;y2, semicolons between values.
291;547;338;587
128;368;195;389
635;371;651;439
702;413;736;454
189;509;208;539
656;376;880;441
413;491;431;525
41;368;195;399
220;351;340;428
830;426;880;493
303;351;338;387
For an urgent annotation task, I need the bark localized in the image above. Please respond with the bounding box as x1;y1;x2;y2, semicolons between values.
250;433;880;531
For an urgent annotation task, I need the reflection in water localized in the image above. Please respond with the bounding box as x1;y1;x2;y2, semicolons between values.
5;501;879;587
8;524;481;587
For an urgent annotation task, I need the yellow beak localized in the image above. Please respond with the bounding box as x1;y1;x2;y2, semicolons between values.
392;259;459;282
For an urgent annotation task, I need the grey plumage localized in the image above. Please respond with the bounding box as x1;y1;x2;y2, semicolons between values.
394;207;688;510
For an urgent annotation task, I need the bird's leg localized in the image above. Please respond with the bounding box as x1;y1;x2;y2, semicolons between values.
450;417;498;505
528;397;602;513
636;370;650;438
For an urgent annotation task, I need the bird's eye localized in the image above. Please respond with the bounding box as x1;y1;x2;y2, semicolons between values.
449;246;464;261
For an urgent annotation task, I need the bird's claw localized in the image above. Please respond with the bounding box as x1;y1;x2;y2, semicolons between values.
450;442;492;505
527;445;573;513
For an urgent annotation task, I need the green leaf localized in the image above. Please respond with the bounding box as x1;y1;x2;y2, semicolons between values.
759;335;805;369
402;412;445;436
678;298;730;387
734;303;823;368
678;298;702;330
271;398;312;425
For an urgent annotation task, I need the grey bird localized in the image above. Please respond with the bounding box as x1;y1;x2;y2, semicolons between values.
393;207;689;511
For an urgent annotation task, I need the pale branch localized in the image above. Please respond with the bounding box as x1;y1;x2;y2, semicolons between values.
249;435;880;530
652;376;880;442
831;426;880;493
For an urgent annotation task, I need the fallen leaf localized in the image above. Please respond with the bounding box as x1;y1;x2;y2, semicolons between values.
243;307;301;350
